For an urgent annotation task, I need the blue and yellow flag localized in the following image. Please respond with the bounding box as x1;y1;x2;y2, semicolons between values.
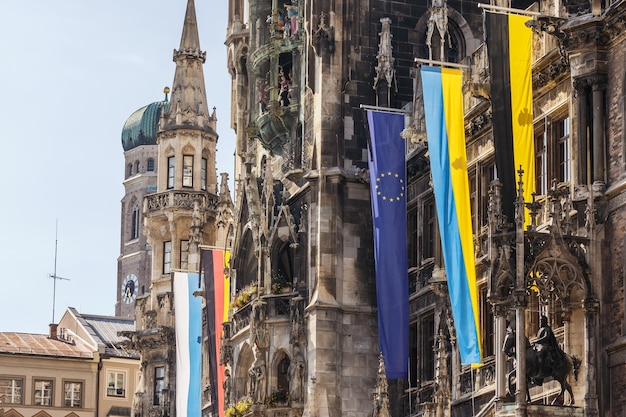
421;67;482;365
366;110;409;379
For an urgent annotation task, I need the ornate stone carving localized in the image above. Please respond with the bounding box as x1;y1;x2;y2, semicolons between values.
373;18;396;93
312;12;335;56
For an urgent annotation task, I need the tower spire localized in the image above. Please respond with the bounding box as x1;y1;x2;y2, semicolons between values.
161;0;215;133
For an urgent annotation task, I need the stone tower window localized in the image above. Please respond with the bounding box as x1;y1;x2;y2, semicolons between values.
167;157;175;189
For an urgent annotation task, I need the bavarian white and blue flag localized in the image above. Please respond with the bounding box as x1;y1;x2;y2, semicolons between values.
174;272;202;417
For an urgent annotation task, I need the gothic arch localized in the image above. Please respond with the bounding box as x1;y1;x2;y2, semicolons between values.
164;145;175;157
270;238;295;289
32;411;52;417
182;143;196;155
414;6;480;63
270;348;291;394
527;236;590;310
235;343;255;400
234;228;258;291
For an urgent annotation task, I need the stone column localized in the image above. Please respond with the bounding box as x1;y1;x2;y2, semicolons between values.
584;298;599;416
591;76;606;190
574;78;590;186
493;304;509;409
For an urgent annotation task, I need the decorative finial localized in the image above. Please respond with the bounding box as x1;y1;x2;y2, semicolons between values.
163;86;170;101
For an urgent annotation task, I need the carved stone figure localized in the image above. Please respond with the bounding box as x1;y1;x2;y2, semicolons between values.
248;345;266;403
223;368;232;407
289;344;305;402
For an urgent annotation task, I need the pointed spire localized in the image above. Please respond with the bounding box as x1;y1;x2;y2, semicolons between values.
179;0;203;57
161;0;215;133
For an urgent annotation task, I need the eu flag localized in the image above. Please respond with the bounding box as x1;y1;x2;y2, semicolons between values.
367;110;409;379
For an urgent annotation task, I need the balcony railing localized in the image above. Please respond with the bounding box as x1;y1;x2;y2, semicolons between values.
144;190;218;214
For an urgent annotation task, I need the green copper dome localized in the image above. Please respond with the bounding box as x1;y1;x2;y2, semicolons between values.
121;101;169;151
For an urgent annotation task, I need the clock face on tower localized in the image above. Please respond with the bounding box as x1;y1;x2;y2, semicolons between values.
122;273;139;304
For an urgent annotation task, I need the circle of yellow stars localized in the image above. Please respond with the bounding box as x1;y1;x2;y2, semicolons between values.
375;171;405;203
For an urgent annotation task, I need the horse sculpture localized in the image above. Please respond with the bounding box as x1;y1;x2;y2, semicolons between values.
502;327;581;405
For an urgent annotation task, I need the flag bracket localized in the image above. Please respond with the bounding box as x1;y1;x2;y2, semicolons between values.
359;104;411;114
477;3;541;16
414;58;470;69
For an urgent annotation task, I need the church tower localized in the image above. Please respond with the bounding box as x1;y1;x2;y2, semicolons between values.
123;1;231;416
117;98;165;318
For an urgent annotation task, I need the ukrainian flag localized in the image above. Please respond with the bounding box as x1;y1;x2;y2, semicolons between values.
421;66;481;365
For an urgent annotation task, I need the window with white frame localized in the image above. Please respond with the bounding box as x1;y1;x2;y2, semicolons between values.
154;366;165;405
535;112;571;195
167;156;175;189
0;377;23;404
163;241;172;274
34;379;53;406
64;381;82;408
183;155;194;187
107;371;126;397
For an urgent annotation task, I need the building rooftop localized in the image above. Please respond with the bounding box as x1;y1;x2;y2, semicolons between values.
0;332;93;359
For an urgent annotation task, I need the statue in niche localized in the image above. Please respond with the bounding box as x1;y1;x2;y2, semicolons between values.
250;300;268;348
248;344;266;403
288;344;305;402
223;368;232;407
285;3;298;36
290;297;305;343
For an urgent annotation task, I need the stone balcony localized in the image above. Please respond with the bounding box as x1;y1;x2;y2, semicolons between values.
144;190;218;214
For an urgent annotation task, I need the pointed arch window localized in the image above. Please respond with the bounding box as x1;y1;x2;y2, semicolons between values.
167;157;175;189
127;163;133;178
277;355;290;393
201;158;207;191
131;205;140;241
183;155;194;187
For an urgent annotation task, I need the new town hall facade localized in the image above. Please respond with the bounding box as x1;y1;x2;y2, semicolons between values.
115;0;626;416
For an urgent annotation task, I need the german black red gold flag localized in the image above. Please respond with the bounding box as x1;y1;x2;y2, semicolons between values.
486;12;535;225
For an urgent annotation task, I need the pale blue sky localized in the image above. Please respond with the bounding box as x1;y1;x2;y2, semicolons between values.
0;1;235;333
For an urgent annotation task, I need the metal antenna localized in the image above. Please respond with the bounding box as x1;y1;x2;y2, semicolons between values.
49;220;70;323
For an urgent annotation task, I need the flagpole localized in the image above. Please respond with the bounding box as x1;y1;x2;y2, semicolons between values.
477;3;541;16
359;104;411;114
414;58;470;69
